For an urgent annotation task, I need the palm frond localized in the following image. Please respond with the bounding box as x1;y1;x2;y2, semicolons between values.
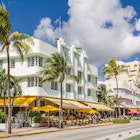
12;41;24;61
68;74;79;83
0;44;6;52
14;40;31;54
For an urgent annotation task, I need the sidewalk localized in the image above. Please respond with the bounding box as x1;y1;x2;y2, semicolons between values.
0;122;113;138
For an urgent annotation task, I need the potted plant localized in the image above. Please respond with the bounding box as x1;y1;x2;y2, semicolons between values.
29;110;41;127
0;110;6;129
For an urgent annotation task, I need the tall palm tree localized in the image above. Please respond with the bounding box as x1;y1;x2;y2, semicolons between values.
40;52;79;128
102;59;126;118
0;3;33;133
98;84;108;105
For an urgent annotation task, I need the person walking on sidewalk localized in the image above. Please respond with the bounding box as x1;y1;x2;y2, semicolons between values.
92;114;97;124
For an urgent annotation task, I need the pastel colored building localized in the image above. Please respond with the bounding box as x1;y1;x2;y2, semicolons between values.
100;80;140;109
0;37;99;103
101;60;140;111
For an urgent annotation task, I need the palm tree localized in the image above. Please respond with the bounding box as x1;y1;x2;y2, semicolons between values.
0;70;21;122
107;95;123;118
40;52;79;128
102;59;126;118
10;76;22;107
0;3;33;133
0;69;8;120
98;84;108;105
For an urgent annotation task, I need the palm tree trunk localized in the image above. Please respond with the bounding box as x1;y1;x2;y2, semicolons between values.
7;46;12;134
59;83;63;128
115;107;117;118
115;76;121;118
11;95;15;116
3;92;7;123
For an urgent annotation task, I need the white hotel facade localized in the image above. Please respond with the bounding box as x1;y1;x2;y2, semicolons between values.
0;38;99;103
102;80;140;109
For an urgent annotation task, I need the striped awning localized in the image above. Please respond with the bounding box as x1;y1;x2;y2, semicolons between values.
83;102;114;111
45;98;89;109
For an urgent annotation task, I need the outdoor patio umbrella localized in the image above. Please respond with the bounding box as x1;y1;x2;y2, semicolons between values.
32;105;59;127
89;109;99;114
136;112;140;115
127;111;137;115
79;108;99;114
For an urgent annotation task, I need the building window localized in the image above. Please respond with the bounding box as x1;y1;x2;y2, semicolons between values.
31;77;34;86
67;68;71;75
38;78;42;87
27;77;42;87
11;59;15;68
28;57;32;67
134;64;137;67
78;87;82;94
88;75;91;82
0;60;2;68
40;101;45;107
88;89;91;96
66;84;71;92
38;57;43;67
51;82;58;90
27;56;43;67
78;71;82;79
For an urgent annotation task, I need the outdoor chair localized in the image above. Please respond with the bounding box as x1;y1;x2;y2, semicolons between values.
66;120;72;126
84;119;88;125
79;119;83;125
71;120;76;126
76;119;80;125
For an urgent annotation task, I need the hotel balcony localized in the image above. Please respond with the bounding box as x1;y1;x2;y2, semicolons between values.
88;65;98;77
10;66;43;77
65;78;73;84
88;82;99;91
77;64;83;72
66;58;73;67
78;79;84;87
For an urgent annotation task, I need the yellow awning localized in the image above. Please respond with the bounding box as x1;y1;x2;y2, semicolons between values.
0;96;37;107
32;105;59;112
63;100;89;109
45;98;72;108
84;102;114;111
45;98;89;109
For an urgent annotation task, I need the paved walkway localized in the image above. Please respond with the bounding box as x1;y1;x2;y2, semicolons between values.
0;122;113;138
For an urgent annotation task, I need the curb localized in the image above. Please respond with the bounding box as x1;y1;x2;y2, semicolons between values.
0;123;113;138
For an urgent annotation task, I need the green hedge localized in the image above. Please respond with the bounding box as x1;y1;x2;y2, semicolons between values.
113;118;130;124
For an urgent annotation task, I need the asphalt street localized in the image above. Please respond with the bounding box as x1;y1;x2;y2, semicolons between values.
1;121;140;140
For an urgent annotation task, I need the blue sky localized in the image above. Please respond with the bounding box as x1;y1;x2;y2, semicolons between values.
2;0;140;67
2;0;69;35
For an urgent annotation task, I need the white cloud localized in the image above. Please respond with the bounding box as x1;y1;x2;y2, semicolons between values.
34;18;55;43
135;19;140;31
33;0;140;65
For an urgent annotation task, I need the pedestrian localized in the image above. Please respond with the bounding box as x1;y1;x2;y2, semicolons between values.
92;114;97;124
98;113;101;123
